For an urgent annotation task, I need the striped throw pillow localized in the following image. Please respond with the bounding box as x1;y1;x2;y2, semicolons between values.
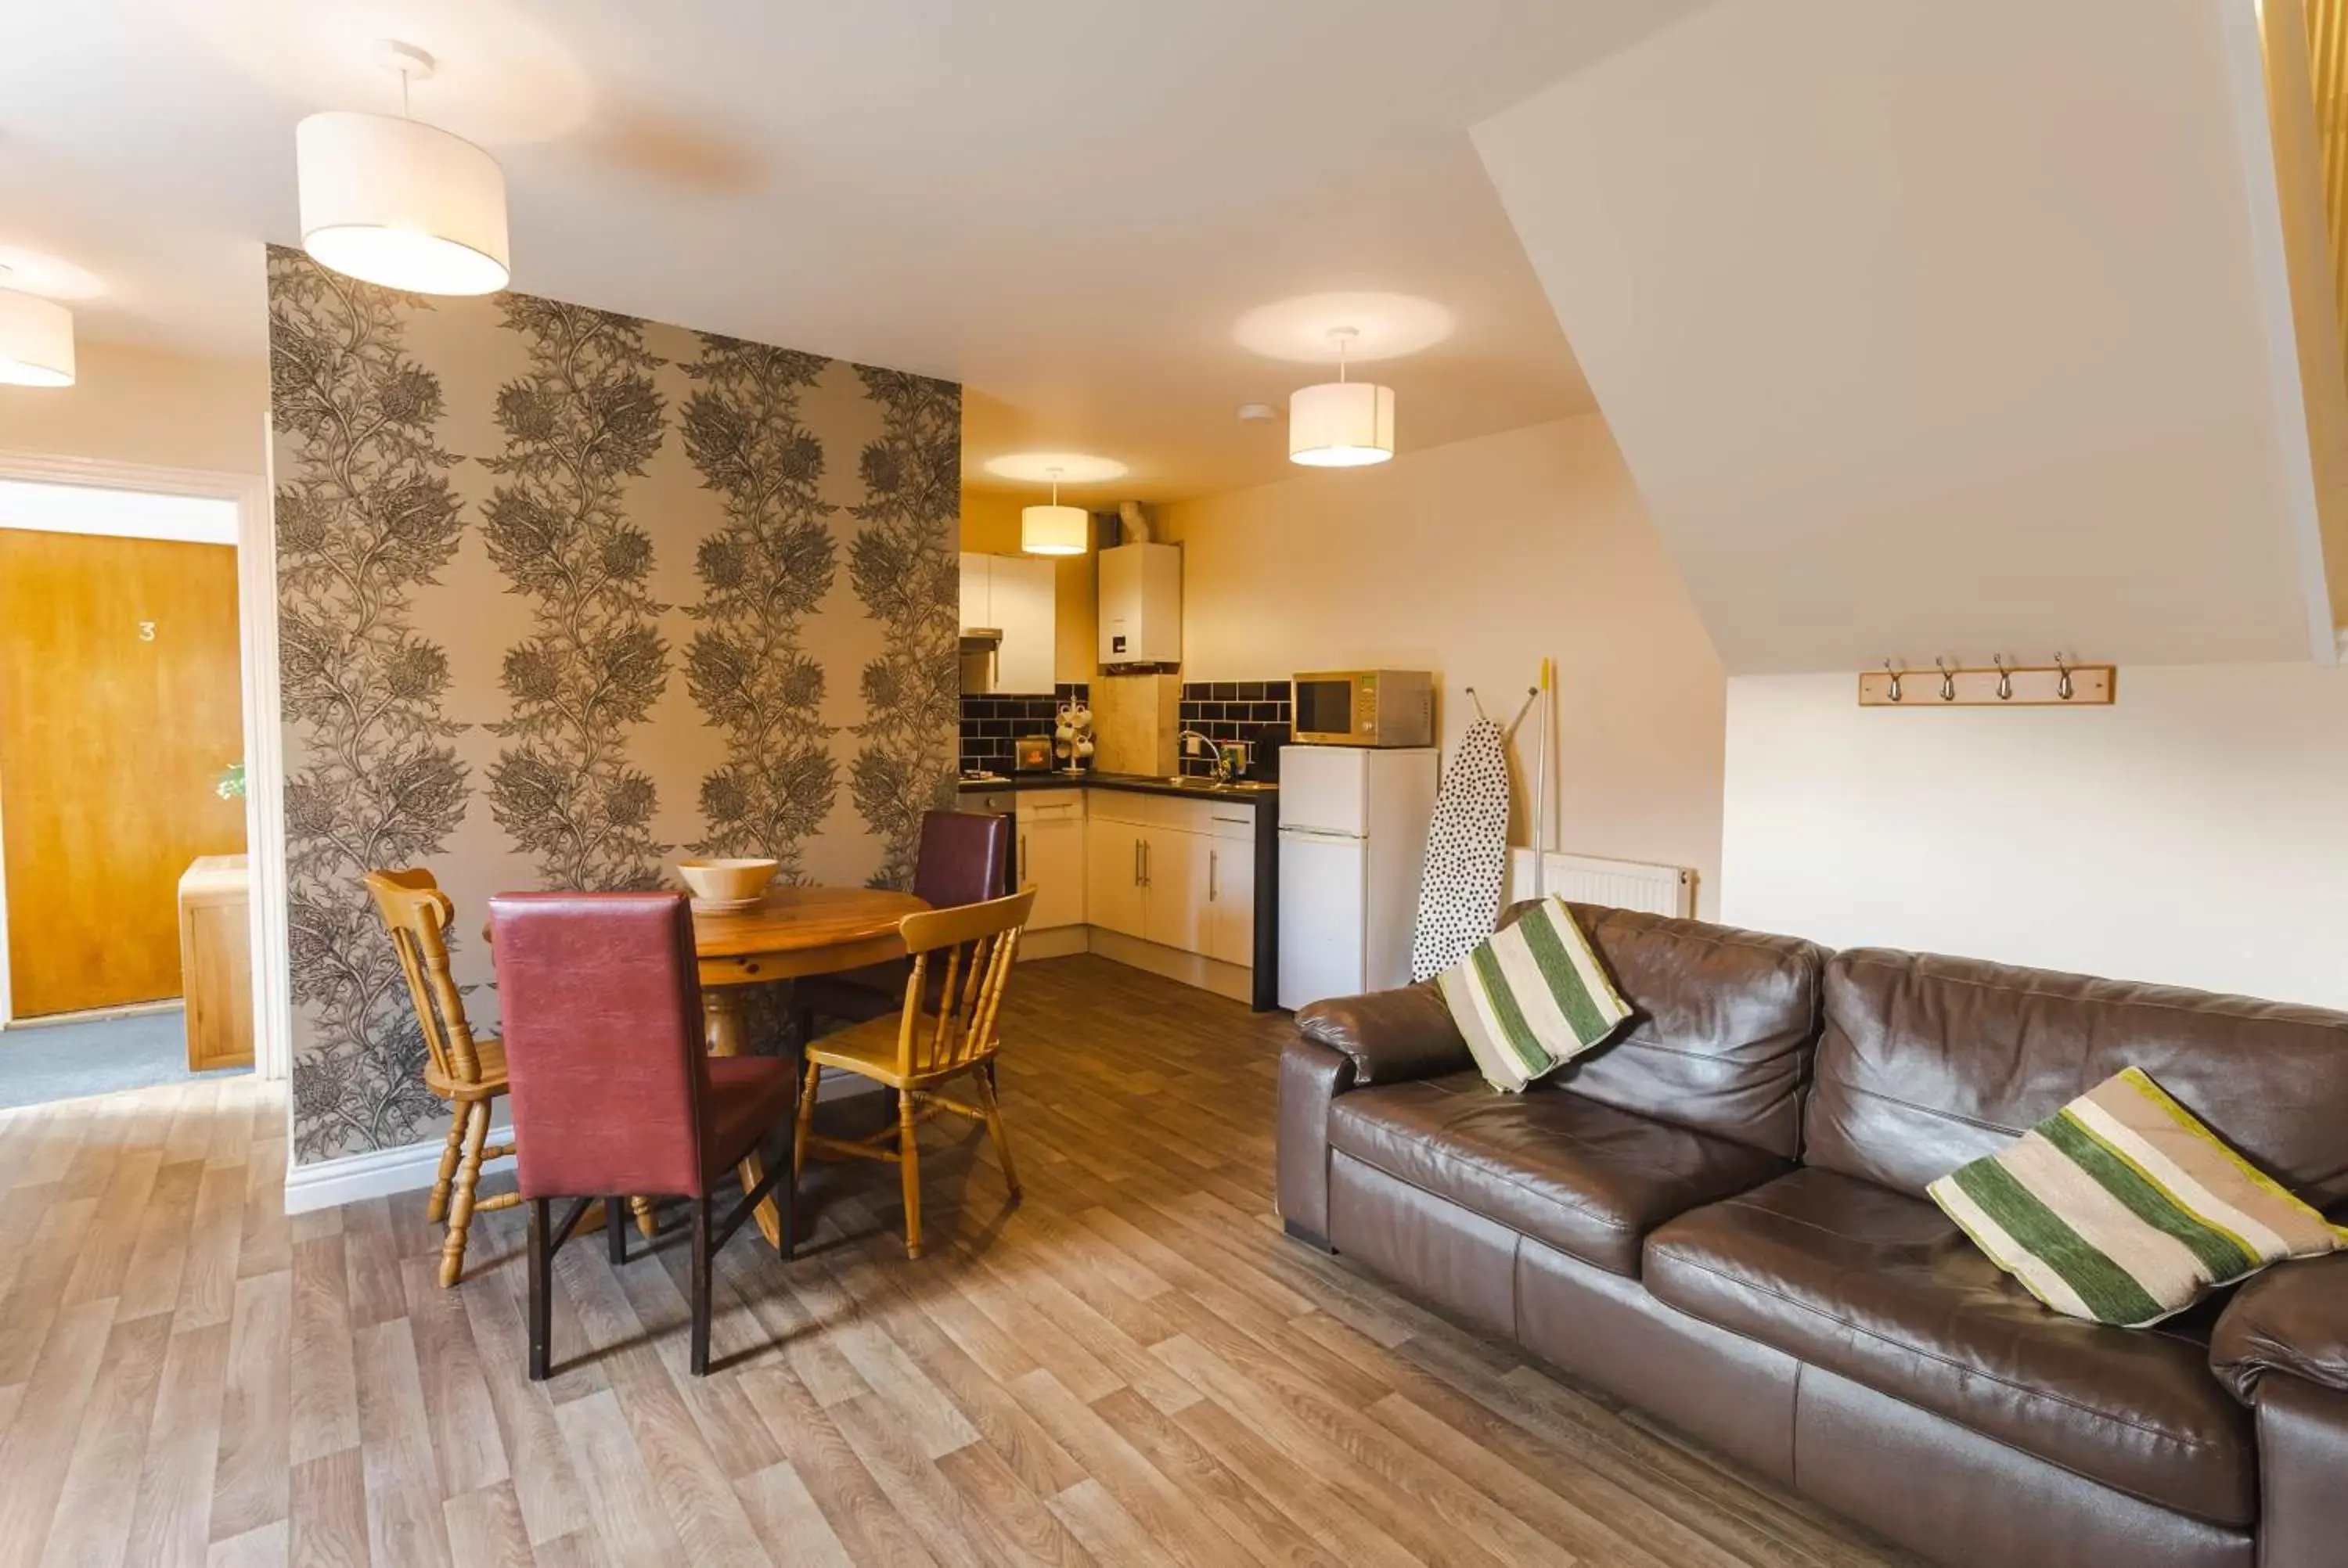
1928;1066;2345;1327
1436;897;1632;1093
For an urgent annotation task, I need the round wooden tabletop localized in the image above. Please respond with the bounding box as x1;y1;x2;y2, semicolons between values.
691;885;927;983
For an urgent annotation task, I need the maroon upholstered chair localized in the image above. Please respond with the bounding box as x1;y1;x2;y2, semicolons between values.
487;890;798;1378
796;809;1010;1038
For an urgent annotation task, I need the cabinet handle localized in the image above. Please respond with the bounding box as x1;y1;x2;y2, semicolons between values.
1143;838;1151;887
1020;832;1028;875
1133;838;1143;886
1208;847;1219;902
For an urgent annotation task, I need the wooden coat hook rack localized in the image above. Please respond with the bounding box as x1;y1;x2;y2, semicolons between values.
1859;654;2115;708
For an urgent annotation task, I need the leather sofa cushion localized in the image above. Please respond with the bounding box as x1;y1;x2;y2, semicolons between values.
1807;948;2348;1205
1547;904;1825;1159
1327;1071;1789;1277
1644;1167;2255;1525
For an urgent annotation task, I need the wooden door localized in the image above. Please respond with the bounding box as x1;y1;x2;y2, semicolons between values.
0;530;246;1017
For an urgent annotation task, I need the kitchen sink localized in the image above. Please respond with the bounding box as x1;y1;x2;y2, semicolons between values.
1160;776;1277;790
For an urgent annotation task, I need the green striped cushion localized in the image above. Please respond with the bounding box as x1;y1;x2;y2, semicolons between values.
1928;1066;2346;1327
1436;897;1632;1093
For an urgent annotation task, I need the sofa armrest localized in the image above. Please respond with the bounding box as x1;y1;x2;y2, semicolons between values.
1276;1038;1354;1247
2210;1252;2348;1402
1294;980;1470;1087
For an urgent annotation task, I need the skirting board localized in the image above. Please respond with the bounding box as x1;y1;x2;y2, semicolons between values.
282;1066;880;1216
1017;926;1089;960
1085;928;1252;1003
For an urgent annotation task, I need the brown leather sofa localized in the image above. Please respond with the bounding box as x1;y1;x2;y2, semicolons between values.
1277;905;2348;1568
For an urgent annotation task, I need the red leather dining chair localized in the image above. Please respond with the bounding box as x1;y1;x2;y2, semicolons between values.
796;809;1010;1038
487;890;798;1378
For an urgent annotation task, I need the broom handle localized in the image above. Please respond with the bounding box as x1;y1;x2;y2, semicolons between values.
1532;657;1551;899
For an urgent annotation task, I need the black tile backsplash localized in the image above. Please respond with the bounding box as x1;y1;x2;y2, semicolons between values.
959;682;1090;776
1178;678;1291;778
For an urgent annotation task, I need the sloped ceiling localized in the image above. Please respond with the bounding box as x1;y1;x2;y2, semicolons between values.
1474;0;2335;674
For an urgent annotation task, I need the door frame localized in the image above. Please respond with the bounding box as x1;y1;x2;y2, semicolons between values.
0;445;288;1081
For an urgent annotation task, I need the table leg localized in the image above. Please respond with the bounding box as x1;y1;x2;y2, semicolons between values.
704;984;786;1250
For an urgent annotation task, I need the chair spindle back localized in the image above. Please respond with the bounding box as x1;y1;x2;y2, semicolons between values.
365;868;485;1086
892;889;1035;1079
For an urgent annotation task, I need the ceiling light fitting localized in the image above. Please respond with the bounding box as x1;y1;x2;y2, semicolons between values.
1022;469;1088;556
1288;327;1393;468
0;276;74;388
297;40;512;297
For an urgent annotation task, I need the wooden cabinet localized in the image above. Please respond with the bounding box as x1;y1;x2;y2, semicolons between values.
1015;789;1086;930
958;552;1056;694
1083;789;1262;969
1084;815;1147;939
177;854;252;1071
1141;825;1208;954
957;551;990;638
1205;836;1256;966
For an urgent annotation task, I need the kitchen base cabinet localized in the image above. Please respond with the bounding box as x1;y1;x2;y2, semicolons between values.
1015;789;1086;930
960;780;1276;1007
1084;815;1148;940
1205;836;1255;967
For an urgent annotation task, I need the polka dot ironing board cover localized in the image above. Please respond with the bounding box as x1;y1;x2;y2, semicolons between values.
1411;717;1511;982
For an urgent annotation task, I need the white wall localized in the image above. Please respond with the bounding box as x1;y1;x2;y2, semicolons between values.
1722;665;2348;1008
1474;0;2333;671
1163;415;1727;915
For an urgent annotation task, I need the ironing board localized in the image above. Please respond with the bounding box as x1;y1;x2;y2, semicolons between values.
1410;716;1511;981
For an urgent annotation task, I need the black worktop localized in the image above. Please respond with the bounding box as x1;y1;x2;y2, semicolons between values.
955;771;1278;805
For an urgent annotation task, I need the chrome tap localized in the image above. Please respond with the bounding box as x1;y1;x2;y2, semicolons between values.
1178;729;1233;782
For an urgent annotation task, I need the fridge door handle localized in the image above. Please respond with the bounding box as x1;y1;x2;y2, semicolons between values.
1280;825;1365;844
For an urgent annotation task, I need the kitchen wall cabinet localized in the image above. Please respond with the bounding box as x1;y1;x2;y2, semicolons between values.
958;552;1056;694
1014;789;1085;930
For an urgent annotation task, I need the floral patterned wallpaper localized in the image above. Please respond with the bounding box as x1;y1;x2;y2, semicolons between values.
267;246;961;1165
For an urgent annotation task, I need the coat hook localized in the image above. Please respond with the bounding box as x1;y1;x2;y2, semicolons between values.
1993;654;2014;701
1936;656;1957;702
1882;660;1903;703
2053;652;2074;701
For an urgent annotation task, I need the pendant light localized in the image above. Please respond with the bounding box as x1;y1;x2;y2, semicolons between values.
297;42;511;297
0;282;74;387
1288;326;1394;467
1022;469;1089;556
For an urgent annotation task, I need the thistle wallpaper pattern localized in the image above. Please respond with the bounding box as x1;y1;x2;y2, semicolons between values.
267;246;961;1166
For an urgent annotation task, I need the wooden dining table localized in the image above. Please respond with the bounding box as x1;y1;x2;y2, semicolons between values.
489;884;927;1250
690;885;927;1248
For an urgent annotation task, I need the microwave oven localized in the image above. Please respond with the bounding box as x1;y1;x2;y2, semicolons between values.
1291;670;1435;747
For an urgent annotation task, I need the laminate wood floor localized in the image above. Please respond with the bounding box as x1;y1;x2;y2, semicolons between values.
0;954;1920;1567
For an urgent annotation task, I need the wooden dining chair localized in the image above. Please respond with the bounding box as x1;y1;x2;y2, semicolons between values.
365;868;519;1287
794;809;1010;1041
488;890;800;1377
794;887;1035;1259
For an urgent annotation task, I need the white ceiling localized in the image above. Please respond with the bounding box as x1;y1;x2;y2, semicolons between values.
1475;0;2335;674
0;0;1712;502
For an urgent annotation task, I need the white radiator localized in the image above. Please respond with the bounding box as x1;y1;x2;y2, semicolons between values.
1502;847;1694;919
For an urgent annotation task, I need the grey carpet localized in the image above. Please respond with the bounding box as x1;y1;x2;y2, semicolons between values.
0;1008;250;1110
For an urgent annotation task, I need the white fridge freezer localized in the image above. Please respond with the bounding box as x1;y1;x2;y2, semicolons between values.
1276;745;1439;1011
